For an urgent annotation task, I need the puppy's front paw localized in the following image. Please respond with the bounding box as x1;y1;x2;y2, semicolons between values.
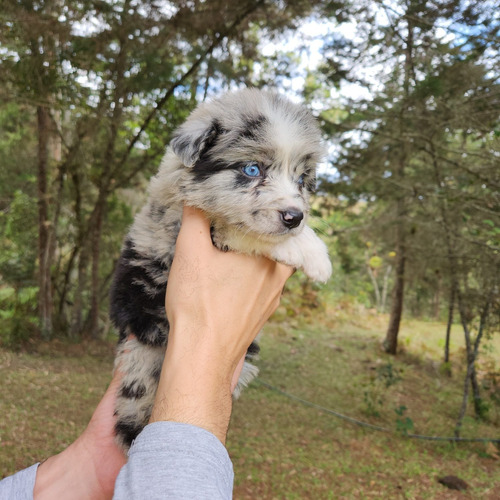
302;242;332;282
271;226;332;282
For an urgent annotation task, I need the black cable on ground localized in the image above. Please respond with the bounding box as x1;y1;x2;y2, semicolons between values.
255;379;500;444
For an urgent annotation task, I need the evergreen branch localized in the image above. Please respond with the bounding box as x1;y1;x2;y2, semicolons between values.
115;0;265;173
375;0;500;46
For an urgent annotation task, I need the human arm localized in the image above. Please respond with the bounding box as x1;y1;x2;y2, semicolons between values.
31;372;127;500
150;205;293;443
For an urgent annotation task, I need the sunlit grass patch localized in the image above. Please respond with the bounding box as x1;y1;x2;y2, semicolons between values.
230;316;500;498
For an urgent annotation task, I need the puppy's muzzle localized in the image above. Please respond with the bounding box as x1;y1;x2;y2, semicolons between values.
280;209;304;229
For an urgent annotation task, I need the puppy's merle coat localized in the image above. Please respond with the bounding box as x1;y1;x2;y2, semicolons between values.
110;89;332;449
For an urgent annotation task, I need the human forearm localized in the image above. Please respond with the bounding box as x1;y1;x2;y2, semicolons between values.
149;324;234;444
33;374;126;500
149;206;292;444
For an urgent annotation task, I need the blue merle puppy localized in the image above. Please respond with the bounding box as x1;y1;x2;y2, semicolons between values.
110;88;332;449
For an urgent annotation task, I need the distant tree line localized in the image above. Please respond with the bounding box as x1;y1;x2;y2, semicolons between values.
0;0;330;340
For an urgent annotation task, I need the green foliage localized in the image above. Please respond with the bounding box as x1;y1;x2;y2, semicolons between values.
1;0;346;341
0;190;38;285
0;285;39;347
0;0;498;355
315;0;500;346
280;272;328;320
363;362;403;417
368;255;382;269
376;362;402;388
394;405;415;436
363;387;383;417
0;102;37;202
0;102;39;344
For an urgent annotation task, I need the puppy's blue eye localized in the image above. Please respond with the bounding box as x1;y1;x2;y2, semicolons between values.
242;164;261;177
298;174;305;186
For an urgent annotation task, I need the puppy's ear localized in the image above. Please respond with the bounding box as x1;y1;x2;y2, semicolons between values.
171;120;223;168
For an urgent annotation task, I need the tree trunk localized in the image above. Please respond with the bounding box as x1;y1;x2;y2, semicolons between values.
454;287;490;435
431;153;482;432
442;282;455;377
470;368;482;417
470;295;491;417
383;222;405;354
455;347;472;437
37;105;53;339
429;142;458;375
71;246;88;338
382;13;414;354
455;345;483;436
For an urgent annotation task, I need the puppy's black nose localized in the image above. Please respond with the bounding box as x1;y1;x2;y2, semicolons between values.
280;209;303;229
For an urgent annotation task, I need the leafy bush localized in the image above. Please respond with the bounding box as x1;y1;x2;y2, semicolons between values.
0;286;39;347
0;190;39;346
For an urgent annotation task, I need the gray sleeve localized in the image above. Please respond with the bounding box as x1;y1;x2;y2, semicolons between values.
0;463;39;500
113;421;234;500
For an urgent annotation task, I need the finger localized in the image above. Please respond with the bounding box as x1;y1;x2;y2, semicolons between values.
274;261;295;283
177;205;213;252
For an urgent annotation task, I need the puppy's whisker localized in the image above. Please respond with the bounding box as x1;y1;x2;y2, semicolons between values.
309;216;333;238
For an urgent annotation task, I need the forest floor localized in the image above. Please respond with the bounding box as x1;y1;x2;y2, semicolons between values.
1;307;499;499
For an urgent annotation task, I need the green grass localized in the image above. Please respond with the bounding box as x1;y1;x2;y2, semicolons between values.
1;314;499;498
229;309;500;499
0;341;115;476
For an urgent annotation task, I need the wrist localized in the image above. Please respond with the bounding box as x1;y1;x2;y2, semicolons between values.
150;390;232;444
165;319;241;383
150;333;235;444
34;440;101;500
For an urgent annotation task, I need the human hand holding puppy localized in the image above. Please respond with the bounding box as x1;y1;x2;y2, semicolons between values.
150;206;293;443
32;206;291;499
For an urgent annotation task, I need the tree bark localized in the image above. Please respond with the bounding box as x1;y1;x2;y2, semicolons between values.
470;295;491;417
454;345;472;438
454;286;490;435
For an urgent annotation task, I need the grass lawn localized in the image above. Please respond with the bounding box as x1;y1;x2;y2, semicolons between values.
1;311;499;498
